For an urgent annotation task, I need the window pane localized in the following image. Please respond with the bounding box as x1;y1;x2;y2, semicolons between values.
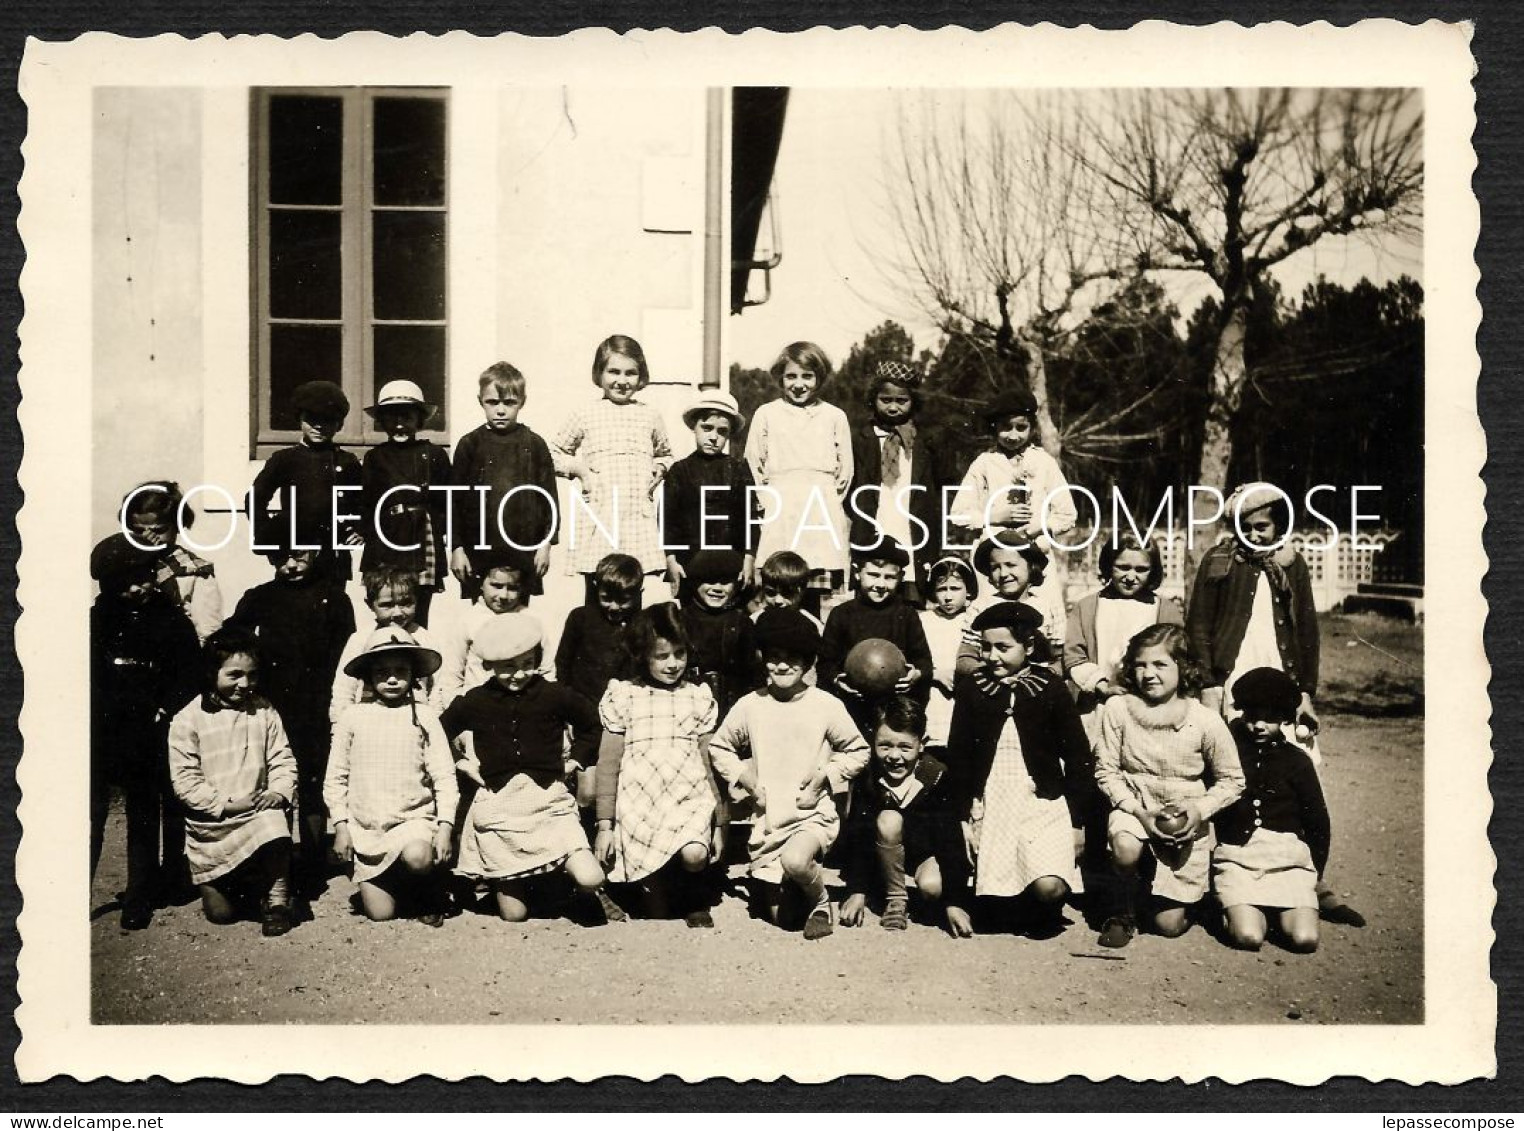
373;97;446;207
269;210;343;321
268;95;343;206
373;325;446;417
269;325;344;430
372;212;445;321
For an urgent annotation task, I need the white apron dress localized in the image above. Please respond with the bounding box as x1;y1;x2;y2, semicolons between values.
168;698;297;885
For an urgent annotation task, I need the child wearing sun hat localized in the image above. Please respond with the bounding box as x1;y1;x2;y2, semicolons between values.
359;380;453;627
324;625;457;925
663;389;759;596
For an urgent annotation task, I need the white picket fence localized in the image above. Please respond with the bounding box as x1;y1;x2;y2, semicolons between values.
1057;529;1400;612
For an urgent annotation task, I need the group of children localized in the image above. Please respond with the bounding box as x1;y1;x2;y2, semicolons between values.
91;336;1361;955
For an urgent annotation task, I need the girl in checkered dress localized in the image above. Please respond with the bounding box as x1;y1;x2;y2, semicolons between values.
592;603;724;927
553;335;675;590
1093;623;1244;949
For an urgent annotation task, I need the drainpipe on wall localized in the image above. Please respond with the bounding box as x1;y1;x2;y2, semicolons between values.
701;87;724;390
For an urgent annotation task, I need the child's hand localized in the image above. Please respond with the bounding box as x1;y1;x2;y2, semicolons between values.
893;666;922;693
832;674;864;701
432;823;454;866
795;782;825;811
455;757;485;788
225;790;258;815
795;770;827;811
1297;694;1320;735
251;790;285;812
839;893;867;927
332;823;353;863
709;823;726;862
450;547;474;584
1173;802;1205;841
532;544;551;579
735;761;761;798
945;905;975;938
593;827;616;868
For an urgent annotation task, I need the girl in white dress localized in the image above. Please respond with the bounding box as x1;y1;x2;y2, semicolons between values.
947;388;1077;647
167;628;297;936
325;627;458;926
593;603;723;927
918;556;977;748
744;342;854;607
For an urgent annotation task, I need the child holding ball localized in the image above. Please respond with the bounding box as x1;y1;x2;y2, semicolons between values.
1094;623;1244;948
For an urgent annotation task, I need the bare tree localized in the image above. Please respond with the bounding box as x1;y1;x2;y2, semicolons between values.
1077;88;1423;515
884;91;1153;467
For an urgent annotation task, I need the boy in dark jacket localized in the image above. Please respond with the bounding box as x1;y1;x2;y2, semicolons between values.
248;380;364;588
90;535;202;929
839;697;972;936
818;537;933;738
678;548;757;716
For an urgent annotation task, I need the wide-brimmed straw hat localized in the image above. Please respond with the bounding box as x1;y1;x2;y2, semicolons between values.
364;380;436;423
342;625;443;680
681;390;744;432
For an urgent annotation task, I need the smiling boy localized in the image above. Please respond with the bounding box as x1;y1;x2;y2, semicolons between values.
838;697;972;936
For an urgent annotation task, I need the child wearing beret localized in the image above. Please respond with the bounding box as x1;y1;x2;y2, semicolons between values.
442;613;624;924
706;608;871;940
1212;667;1330;953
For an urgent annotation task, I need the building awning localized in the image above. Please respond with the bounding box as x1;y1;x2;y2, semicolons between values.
730;87;788;313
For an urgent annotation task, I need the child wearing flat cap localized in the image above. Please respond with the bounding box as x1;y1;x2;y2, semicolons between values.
1212;667;1331;953
442;613;625;924
248;379;364;587
706;608;871;940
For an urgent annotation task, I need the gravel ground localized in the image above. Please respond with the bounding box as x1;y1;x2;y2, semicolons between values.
90;709;1421;1026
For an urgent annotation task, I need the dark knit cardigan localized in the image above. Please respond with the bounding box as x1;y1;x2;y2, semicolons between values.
944;665;1093;825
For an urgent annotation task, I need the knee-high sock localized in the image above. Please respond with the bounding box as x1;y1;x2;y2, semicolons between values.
876;839;907;902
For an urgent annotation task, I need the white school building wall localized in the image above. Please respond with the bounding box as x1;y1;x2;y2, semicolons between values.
92;84;725;654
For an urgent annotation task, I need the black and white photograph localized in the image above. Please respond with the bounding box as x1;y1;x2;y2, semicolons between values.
14;23;1488;1083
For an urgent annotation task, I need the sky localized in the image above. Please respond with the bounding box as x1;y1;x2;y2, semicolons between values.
727;88;1424;372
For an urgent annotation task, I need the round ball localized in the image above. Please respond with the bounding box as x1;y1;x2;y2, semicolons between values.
1292;724;1313;742
843;638;908;695
1155;804;1190;837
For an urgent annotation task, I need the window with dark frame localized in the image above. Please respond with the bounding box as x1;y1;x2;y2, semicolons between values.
252;87;449;457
